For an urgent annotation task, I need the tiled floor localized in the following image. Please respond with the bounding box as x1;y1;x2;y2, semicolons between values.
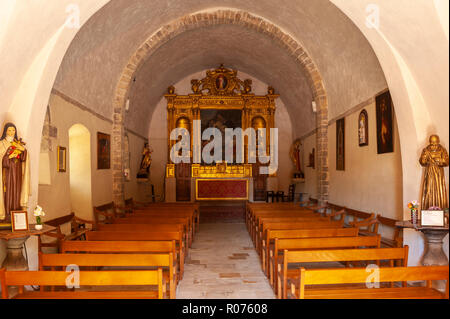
176;223;275;299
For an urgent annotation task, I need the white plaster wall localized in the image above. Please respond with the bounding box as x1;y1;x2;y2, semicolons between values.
69;124;93;221
328;101;403;221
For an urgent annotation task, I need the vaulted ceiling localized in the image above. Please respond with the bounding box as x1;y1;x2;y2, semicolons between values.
53;0;387;137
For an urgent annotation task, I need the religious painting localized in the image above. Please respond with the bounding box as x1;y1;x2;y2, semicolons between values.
215;74;228;90
11;210;29;232
336;118;345;171
97;132;110;169
200;109;242;164
376;91;394;154
57;146;66;172
358;109;369;147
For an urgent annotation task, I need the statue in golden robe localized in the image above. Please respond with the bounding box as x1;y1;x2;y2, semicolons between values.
419;135;449;210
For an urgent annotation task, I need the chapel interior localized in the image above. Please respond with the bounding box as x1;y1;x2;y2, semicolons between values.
0;0;448;300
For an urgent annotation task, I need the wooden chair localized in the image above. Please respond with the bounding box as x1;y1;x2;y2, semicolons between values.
39;213;95;253
266;191;276;203
0;268;164;299
93;202;117;225
291;266;449;299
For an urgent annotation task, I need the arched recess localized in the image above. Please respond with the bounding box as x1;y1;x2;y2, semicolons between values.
111;9;329;205
68;124;93;220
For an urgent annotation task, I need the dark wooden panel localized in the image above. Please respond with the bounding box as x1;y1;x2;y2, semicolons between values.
176;163;191;201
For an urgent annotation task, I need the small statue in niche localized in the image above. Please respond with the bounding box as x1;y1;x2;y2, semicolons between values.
191;80;200;94
137;143;153;179
0;122;30;224
290;139;304;178
419;134;449;210
268;86;275;95
243;79;252;94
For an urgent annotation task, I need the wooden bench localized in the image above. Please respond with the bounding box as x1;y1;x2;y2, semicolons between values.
262;227;360;276
85;231;185;279
97;223;190;249
258;220;345;255
0;268;164;299
290;266;449;299
269;235;381;295
39;252;176;298
39;213;95;253
131;201;200;233
279;246;409;299
61;240;179;280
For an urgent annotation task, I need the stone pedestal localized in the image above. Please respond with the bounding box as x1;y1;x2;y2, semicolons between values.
2;236;30;271
421;229;449;266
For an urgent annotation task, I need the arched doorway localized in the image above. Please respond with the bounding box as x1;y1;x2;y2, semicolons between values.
68;124;93;220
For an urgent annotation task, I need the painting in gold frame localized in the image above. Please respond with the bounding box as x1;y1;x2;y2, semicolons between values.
57;146;66;172
97;132;111;170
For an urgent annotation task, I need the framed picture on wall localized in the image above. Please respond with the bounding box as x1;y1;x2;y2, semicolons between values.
57;146;66;172
97;132;111;169
376;91;394;154
336;118;345;170
358;109;369;147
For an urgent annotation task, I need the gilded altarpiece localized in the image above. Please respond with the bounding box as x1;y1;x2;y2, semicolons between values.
165;65;279;201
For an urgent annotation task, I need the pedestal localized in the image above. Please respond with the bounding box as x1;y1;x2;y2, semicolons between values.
2;236;30;271
420;229;449;266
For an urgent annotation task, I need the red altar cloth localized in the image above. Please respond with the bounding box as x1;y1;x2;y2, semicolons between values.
196;179;248;200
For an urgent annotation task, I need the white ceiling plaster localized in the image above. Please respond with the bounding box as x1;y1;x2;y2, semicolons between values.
53;0;387;137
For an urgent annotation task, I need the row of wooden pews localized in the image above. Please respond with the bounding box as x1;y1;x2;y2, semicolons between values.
246;201;449;299
0;200;200;299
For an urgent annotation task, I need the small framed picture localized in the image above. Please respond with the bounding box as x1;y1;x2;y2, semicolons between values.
421;210;445;227
57;146;66;172
97;132;111;170
358;109;368;147
11;210;29;232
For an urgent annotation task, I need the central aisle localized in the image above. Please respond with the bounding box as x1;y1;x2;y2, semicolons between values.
176;223;276;299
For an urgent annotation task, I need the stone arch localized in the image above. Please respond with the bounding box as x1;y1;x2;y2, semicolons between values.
111;9;329;204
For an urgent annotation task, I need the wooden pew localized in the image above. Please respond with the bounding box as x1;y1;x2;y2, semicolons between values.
291;266;449;299
0;268;164;299
262;227;359;276
100;221;191;248
39;212;96;253
269;235;381;294
61;240;179;280
132;202;200;233
85;231;185;279
255;215;330;249
39;252;176;299
279;246;409;299
257;220;345;255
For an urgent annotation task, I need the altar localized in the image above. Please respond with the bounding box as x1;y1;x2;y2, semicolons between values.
164;65;279;203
